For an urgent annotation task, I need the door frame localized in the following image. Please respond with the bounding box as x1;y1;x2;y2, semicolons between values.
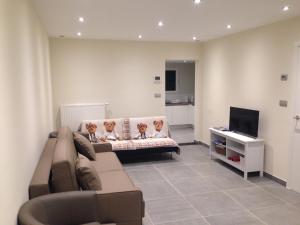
287;42;300;190
164;59;200;142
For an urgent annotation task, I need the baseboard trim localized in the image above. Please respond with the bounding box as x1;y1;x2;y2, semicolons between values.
263;172;287;186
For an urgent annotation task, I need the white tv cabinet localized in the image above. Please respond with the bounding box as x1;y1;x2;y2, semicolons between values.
209;128;264;179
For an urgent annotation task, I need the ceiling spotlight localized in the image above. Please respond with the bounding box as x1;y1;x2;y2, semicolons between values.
158;21;164;27
78;17;84;22
193;0;201;4
77;32;82;36
226;24;232;29
283;5;290;11
193;36;197;41
138;35;142;39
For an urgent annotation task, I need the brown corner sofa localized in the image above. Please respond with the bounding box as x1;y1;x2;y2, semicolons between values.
19;127;144;225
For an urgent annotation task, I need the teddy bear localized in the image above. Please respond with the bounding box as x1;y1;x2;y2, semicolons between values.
134;123;148;139
85;122;98;143
99;121;120;142
152;120;167;138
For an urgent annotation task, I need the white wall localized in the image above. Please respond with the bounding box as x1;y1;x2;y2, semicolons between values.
165;62;195;102
201;16;300;181
50;38;202;137
0;0;53;224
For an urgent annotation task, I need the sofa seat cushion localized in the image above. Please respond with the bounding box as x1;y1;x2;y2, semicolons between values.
109;140;135;151
131;138;178;150
99;170;135;192
91;152;123;173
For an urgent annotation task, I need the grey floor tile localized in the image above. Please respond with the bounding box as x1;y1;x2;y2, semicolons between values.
262;185;300;204
143;216;154;225
124;164;155;171
158;218;208;225
127;168;164;183
205;211;264;225
186;191;242;217
170;126;194;143
251;204;300;225
179;151;211;164
294;202;300;210
203;173;253;190
157;165;199;179
137;180;179;201
226;187;284;210
169;176;219;195
189;162;233;177
147;197;200;224
152;161;185;168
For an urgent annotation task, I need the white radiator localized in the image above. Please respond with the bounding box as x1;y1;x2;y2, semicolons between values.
60;103;108;131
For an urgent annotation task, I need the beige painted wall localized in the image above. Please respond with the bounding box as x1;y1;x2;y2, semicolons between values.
0;0;53;224
50;38;202;138
201;16;300;181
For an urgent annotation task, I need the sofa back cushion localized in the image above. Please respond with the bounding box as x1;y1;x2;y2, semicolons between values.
129;116;169;139
52;127;80;192
74;132;96;160
76;154;102;190
81;118;126;140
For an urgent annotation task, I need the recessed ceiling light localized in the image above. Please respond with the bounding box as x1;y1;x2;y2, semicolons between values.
193;0;201;4
79;17;84;22
283;5;290;11
77;32;82;36
138;35;142;39
226;24;232;29
158;21;164;27
193;36;197;41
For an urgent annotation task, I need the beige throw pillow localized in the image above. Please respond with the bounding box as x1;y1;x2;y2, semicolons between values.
76;154;102;190
74;132;96;161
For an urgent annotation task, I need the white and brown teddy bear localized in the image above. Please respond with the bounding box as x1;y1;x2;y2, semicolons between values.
152;120;167;138
100;121;120;142
134;123;149;139
86;122;98;143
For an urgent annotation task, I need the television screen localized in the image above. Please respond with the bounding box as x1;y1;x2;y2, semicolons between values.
229;107;259;138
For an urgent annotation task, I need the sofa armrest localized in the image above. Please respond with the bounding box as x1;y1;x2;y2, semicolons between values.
93;142;112;153
95;189;144;224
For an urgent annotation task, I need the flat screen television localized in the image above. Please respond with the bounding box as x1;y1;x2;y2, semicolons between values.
229;107;259;138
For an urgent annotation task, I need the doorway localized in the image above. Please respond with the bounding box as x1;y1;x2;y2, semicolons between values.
289;44;300;192
165;60;195;144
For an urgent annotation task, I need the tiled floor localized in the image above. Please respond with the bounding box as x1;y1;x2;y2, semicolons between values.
122;145;300;225
169;126;194;143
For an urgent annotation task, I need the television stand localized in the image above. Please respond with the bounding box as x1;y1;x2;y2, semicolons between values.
209;128;264;179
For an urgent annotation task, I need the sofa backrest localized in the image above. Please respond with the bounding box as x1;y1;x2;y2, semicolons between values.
51;127;80;192
81;116;170;140
81;118;130;140
29;138;57;199
129;116;170;139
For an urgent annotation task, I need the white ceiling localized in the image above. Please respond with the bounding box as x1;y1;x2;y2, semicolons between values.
32;0;300;42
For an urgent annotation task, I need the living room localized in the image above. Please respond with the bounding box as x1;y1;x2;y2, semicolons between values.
2;0;300;225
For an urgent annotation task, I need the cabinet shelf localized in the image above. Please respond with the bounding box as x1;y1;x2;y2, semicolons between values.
227;146;245;155
211;151;244;170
